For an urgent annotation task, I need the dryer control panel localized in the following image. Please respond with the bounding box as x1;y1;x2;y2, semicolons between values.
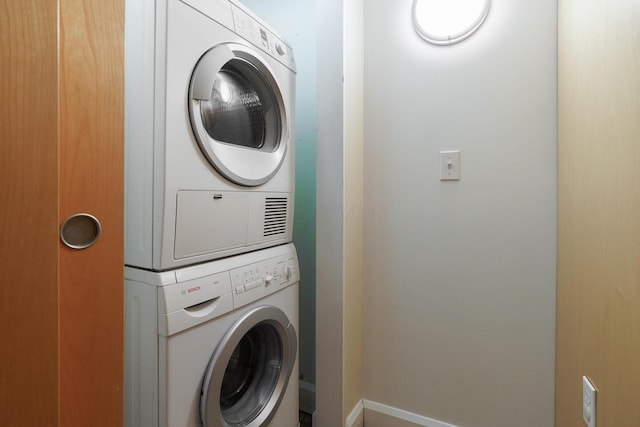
230;251;299;308
231;3;296;72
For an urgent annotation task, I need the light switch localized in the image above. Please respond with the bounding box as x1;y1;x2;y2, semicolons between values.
582;376;596;427
440;150;460;181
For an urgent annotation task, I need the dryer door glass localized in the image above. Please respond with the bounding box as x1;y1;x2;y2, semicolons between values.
189;43;290;187
200;306;297;427
202;60;280;151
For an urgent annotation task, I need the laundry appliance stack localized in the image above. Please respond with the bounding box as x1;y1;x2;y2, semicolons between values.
123;0;299;425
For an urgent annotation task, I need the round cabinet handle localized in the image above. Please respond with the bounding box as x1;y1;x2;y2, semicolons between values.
60;213;102;250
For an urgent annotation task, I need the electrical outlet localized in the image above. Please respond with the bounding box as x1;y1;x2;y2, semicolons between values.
582;376;596;427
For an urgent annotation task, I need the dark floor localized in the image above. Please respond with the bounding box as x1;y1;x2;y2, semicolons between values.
299;410;313;427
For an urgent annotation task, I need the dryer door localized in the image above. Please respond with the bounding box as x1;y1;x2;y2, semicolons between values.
200;305;297;427
189;43;288;187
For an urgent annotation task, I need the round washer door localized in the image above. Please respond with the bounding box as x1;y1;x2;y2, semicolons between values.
189;43;289;187
200;306;297;427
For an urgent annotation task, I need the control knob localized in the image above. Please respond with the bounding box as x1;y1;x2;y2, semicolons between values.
264;274;273;286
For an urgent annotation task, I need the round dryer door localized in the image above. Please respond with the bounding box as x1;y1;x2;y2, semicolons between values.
189;43;289;187
200;306;297;427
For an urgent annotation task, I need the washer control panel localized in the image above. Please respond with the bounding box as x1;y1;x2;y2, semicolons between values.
230;251;299;308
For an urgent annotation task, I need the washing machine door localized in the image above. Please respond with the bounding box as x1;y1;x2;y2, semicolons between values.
200;305;297;427
189;43;288;187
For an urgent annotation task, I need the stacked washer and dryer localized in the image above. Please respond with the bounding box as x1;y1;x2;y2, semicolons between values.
124;0;299;426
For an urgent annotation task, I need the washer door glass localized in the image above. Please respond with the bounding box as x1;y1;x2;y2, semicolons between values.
189;43;289;187
200;306;297;427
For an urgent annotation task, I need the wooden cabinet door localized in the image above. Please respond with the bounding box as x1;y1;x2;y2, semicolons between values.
0;2;60;424
59;0;124;424
557;0;640;425
1;1;124;425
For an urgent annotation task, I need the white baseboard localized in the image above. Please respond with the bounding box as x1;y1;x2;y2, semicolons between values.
345;400;364;427
299;380;316;414
359;399;460;427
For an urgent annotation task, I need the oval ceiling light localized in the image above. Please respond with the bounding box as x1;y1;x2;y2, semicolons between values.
412;0;491;46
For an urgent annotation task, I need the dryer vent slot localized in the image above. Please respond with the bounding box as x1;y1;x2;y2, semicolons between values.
264;197;288;237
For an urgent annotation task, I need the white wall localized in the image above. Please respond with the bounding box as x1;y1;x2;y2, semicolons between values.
316;1;366;424
315;0;345;424
362;1;557;426
343;0;365;418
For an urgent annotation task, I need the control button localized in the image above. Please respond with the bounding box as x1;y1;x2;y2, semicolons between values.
264;274;273;285
285;265;293;280
235;286;244;294
275;43;285;56
244;280;257;290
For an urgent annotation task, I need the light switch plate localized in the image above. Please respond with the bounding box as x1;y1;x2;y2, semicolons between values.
440;151;460;181
582;376;596;427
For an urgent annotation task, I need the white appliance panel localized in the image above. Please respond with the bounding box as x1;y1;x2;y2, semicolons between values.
125;0;296;270
125;244;299;427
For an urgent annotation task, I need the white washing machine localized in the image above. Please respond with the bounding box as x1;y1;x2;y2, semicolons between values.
125;244;299;427
125;0;297;271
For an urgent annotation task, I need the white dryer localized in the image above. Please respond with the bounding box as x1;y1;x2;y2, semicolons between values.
125;0;297;270
125;244;299;427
